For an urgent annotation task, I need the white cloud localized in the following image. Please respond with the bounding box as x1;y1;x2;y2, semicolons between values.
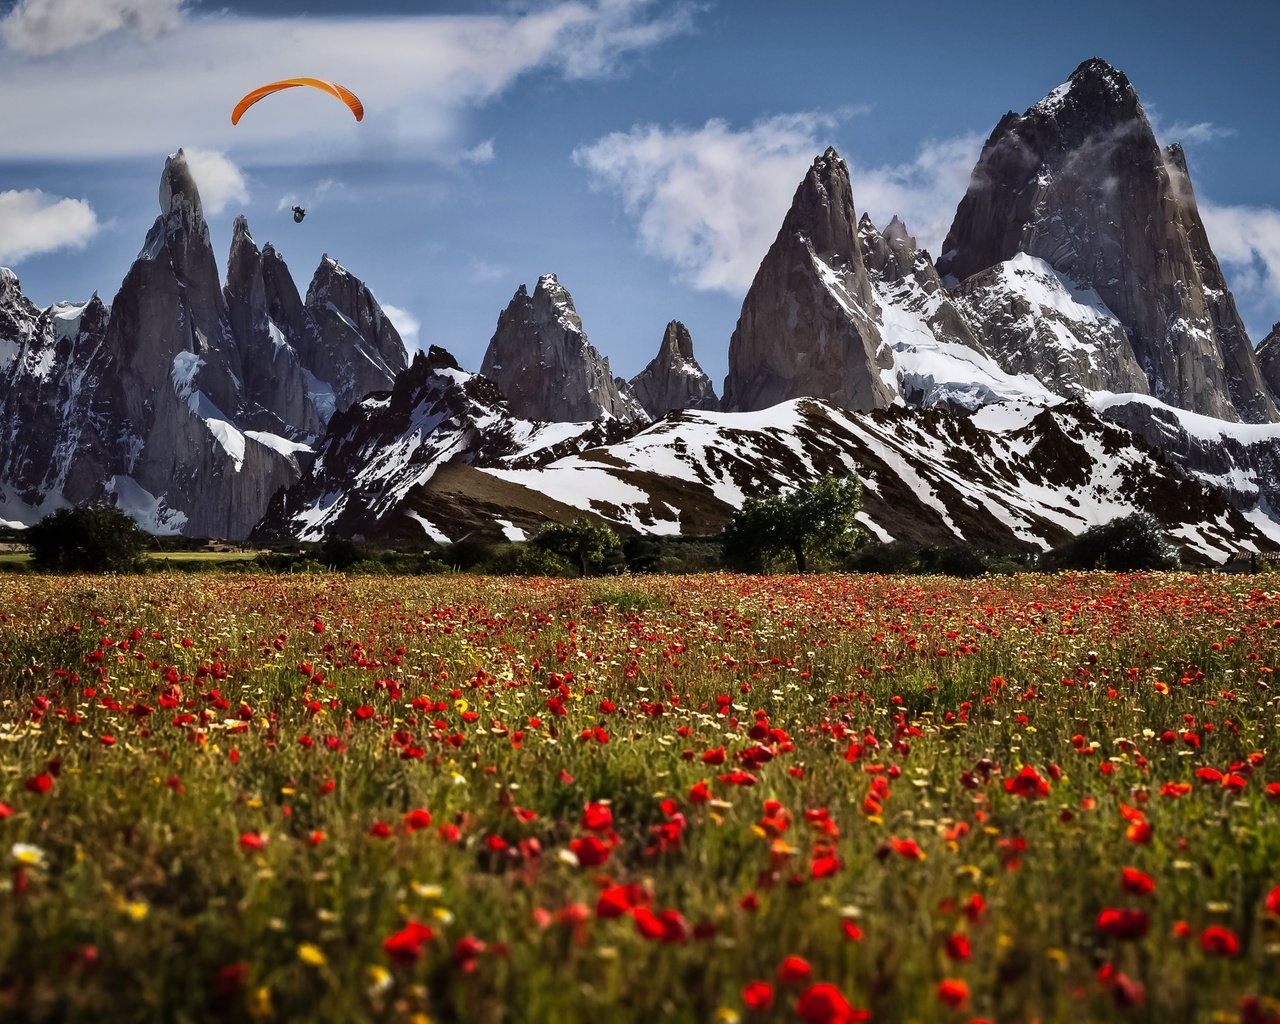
1160;121;1235;146
0;189;99;263
574;113;841;292
1201;201;1280;305
0;0;186;55
0;1;695;162
181;148;247;215
381;303;421;351
554;0;696;78
1147;105;1235;149
575;113;980;293
460;139;496;165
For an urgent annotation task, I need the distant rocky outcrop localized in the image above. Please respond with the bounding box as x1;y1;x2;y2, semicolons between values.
629;321;718;417
0;290;110;516
722;148;893;413
937;58;1276;422
480;274;648;423
224;216;323;439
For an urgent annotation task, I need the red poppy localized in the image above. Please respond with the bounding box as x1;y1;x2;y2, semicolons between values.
403;809;432;832
25;774;53;795
742;980;774;1011
1266;886;1280;916
383;920;434;965
811;853;841;879
840;920;863;942
1200;926;1240;957
937;978;969;1009
369;821;393;839
452;935;487;972
1125;821;1153;845
570;835;612;867
890;837;925;861
795;983;869;1024
688;780;711;804
1004;765;1050;798
632;906;688;943
238;831;267;852
945;933;971;961
0;802;12;819
1121;867;1155;896
1095;907;1148;940
777;955;812;985
581;802;613;833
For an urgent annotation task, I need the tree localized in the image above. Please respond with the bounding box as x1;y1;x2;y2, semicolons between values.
723;475;863;573
26;505;150;573
532;517;621;577
1045;513;1179;571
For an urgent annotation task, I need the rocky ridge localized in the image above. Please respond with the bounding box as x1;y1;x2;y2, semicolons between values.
722;148;893;413
0;150;407;537
628;321;719;418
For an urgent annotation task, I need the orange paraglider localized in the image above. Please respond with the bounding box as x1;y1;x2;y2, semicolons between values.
231;78;363;125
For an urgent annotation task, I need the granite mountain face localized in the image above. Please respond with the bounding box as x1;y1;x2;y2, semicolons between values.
480;274;648;424
628;321;719;418
937;58;1276;423
0;150;407;538
722;147;894;414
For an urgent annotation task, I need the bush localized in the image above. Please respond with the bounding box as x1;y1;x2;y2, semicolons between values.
914;544;991;578
1046;513;1179;571
26;505;150;573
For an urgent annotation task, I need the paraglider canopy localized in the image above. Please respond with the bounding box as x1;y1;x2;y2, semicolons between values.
231;78;364;125
292;206;306;223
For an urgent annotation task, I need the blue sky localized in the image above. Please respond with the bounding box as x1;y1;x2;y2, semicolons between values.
2;0;1279;389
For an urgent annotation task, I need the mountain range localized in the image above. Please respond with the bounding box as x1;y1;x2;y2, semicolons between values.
3;59;1278;564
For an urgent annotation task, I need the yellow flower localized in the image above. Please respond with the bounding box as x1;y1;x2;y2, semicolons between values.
123;900;149;921
297;943;327;967
247;985;273;1019
365;965;392;998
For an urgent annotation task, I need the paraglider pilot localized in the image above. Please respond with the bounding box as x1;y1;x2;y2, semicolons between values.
292;206;306;223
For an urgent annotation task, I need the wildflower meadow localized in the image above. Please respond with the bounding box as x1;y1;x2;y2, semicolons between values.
0;571;1278;1023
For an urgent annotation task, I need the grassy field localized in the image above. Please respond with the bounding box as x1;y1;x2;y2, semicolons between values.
0;571;1277;1023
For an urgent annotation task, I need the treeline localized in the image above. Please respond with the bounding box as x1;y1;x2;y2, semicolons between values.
2;488;1217;577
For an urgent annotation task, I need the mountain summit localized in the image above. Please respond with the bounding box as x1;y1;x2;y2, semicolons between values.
722;148;892;413
937;58;1276;422
629;321;718;417
480;274;647;423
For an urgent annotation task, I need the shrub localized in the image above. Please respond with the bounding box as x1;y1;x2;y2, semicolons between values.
26;505;150;573
1046;513;1179;571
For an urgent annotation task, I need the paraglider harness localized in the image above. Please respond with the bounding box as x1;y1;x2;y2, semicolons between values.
292;206;306;223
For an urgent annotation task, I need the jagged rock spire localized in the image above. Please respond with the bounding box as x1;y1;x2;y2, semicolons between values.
722;147;893;413
629;321;718;417
480;273;648;423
